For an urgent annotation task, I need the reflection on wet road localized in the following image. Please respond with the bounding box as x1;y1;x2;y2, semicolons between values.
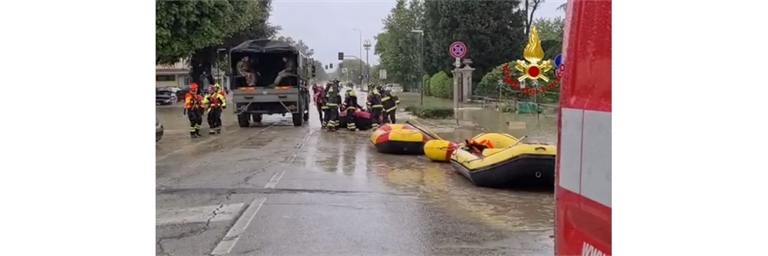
156;89;554;255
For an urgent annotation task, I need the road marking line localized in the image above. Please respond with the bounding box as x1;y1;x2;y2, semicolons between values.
295;143;304;149
156;203;244;226
264;171;286;189
210;198;266;256
287;154;296;163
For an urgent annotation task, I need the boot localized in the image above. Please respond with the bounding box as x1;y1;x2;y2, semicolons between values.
209;129;216;135
190;131;198;138
215;127;221;134
195;128;203;137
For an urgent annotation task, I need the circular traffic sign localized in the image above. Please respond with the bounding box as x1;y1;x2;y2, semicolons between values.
554;54;563;69
449;41;467;59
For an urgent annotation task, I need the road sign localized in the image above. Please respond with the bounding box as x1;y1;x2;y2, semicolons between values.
342;68;348;74
449;41;467;59
379;69;387;80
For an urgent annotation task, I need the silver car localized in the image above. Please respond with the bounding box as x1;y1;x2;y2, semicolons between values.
156;119;164;142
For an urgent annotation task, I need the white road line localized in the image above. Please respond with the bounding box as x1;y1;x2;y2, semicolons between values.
287;154;297;163
264;171;286;189
156;203;244;226
210;198;267;256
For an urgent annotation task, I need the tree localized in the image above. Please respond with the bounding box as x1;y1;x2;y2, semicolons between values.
373;0;424;90
422;0;527;85
523;0;545;36
557;1;567;11
274;36;315;57
312;60;328;81
334;59;371;84
157;0;274;84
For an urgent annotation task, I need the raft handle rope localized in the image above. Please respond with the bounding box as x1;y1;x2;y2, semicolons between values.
535;171;542;178
462;135;528;164
406;118;444;140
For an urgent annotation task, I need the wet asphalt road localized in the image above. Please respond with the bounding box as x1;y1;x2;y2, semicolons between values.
156;89;554;256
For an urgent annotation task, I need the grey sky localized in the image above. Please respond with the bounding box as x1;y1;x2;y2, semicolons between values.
269;0;566;72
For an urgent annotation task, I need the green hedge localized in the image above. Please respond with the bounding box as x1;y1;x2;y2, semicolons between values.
404;106;454;119
475;61;560;103
427;71;452;99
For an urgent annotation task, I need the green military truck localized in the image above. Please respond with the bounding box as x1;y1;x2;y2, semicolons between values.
228;39;314;127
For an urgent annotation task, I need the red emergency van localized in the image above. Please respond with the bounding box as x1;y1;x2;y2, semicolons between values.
555;0;612;255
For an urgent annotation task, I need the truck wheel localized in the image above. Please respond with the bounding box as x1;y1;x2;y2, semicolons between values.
292;110;304;126
302;103;310;121
238;113;250;127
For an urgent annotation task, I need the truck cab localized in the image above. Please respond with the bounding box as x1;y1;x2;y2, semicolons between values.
555;0;612;255
228;39;311;127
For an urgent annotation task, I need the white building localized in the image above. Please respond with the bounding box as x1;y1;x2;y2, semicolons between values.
156;59;190;89
156;58;228;89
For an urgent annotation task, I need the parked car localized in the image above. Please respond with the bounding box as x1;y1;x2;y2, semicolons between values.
156;89;177;105
156;119;164;142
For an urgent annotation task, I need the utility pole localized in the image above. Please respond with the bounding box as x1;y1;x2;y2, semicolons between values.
411;29;425;108
353;28;363;85
363;39;371;87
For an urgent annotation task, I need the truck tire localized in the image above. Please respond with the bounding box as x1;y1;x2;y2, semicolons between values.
238;113;250;127
292;110;304;126
302;101;310;121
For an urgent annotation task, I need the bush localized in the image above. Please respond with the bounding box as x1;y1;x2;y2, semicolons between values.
405;106;454;119
428;71;453;99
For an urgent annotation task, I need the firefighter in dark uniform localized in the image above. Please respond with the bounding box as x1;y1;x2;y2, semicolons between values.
343;90;362;131
203;84;227;134
380;85;400;124
323;81;341;131
183;84;205;138
367;84;384;128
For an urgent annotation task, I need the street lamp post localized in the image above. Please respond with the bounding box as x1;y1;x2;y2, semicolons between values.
363;39;372;86
411;29;425;108
352;28;363;85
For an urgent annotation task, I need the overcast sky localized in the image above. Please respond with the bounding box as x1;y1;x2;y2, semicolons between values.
269;0;566;72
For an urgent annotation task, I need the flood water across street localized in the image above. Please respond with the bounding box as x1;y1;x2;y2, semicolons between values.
156;89;555;255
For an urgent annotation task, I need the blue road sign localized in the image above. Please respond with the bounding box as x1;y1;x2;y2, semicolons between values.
555;54;563;69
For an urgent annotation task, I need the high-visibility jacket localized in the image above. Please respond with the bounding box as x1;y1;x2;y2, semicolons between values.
324;84;341;107
185;92;204;110
380;89;400;112
203;92;227;108
367;89;383;108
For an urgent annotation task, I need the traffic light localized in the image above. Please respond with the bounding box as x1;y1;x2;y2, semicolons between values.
338;52;344;60
311;65;316;78
329;63;333;69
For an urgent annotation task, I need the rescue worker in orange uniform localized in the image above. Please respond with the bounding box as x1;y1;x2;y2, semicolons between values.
203;84;227;134
183;84;205;138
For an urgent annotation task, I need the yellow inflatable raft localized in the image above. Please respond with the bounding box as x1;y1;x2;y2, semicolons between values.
423;139;458;162
450;133;556;188
370;124;429;155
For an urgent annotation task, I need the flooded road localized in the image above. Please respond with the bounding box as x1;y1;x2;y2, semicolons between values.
156;89;554;255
